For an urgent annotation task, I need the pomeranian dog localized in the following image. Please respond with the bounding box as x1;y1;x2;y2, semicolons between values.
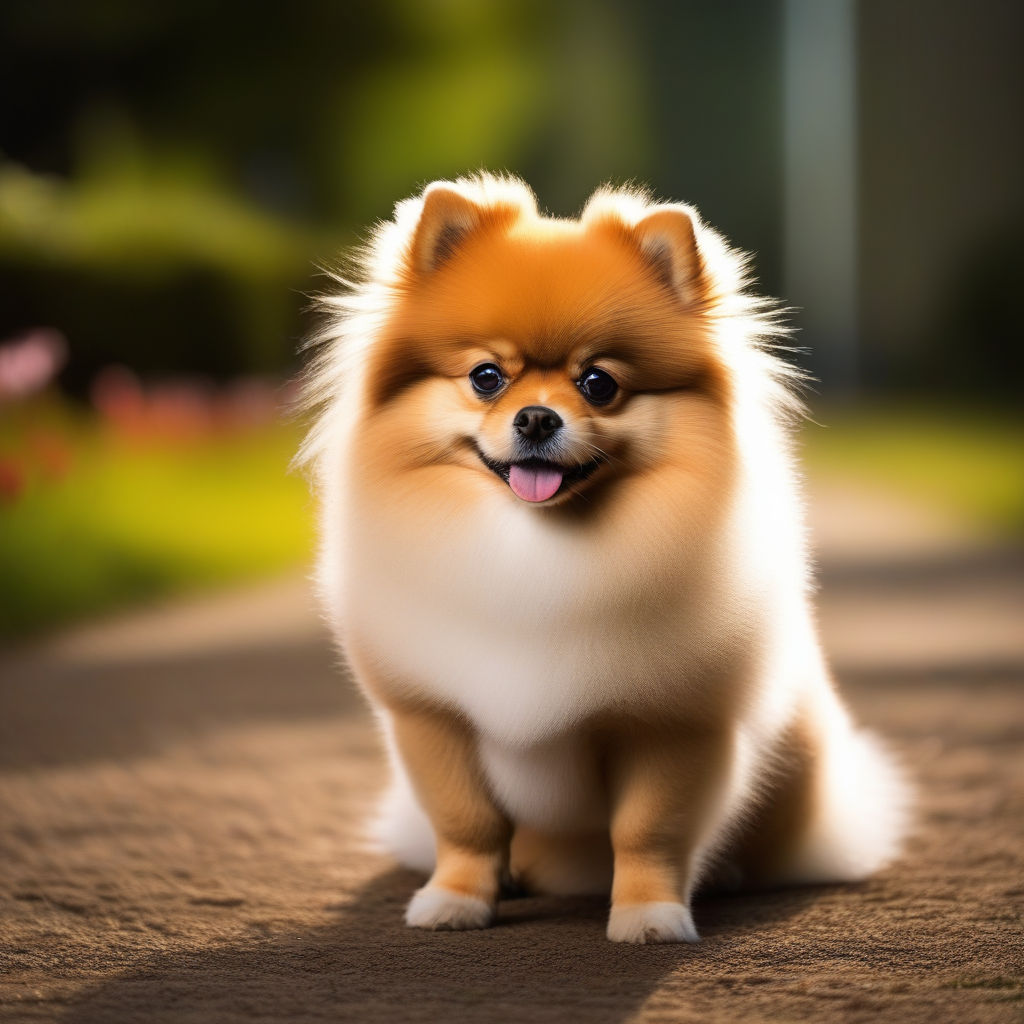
299;173;908;943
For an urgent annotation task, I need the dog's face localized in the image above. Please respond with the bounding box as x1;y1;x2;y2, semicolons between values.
353;183;737;520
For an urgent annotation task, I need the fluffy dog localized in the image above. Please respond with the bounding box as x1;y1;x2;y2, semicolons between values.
299;174;908;943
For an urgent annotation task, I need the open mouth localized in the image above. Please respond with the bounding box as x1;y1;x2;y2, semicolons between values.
475;449;603;503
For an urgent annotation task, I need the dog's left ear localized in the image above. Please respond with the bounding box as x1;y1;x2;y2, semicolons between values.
409;183;484;275
632;207;702;303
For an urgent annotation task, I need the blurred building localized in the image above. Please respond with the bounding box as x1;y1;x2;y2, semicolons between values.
0;0;1020;396
857;0;1024;396
633;0;1023;396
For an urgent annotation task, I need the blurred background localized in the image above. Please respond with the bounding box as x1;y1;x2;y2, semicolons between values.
0;0;1021;638
2;5;1023;1012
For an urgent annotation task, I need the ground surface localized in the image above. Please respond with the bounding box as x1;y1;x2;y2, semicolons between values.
1;484;1022;1023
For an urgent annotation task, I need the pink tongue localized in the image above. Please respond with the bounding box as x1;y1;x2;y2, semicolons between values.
508;463;564;502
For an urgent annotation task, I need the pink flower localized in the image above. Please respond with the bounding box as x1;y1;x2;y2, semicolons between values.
146;380;216;439
220;377;282;430
0;329;68;402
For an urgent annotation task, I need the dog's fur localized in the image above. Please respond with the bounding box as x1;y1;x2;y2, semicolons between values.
299;173;909;943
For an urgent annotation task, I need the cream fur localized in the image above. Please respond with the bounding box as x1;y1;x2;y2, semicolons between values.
405;886;493;930
607;902;700;944
300;173;910;944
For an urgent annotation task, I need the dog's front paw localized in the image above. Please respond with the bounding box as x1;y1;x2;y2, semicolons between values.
404;885;494;931
606;901;699;944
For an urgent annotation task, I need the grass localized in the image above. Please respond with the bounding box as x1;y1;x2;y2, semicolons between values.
0;410;314;642
801;404;1024;537
1;401;1020;643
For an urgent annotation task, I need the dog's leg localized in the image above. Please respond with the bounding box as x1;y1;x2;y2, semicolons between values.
389;706;511;930
604;724;731;944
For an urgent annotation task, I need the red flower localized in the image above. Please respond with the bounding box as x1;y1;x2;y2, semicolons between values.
0;459;24;503
30;431;73;481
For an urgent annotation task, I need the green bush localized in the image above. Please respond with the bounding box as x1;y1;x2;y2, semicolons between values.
0;160;322;390
0;407;313;641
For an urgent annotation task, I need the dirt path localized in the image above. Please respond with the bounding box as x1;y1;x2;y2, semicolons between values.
1;487;1022;1023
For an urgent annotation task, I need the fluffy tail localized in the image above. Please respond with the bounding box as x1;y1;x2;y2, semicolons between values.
780;703;912;883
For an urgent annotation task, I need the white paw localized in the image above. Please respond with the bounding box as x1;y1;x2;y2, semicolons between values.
606;901;700;944
404;885;494;931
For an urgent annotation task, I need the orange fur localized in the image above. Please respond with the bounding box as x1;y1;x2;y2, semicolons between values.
300;173;909;943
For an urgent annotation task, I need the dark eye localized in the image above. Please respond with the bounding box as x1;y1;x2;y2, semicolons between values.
469;363;505;397
577;367;618;405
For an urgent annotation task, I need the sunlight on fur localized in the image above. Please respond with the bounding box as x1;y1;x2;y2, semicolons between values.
298;172;910;944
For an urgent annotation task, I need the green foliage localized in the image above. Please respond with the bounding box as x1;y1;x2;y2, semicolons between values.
336;0;651;222
0;414;313;640
4;403;1020;643
0;154;323;388
802;406;1024;536
0;0;660;393
0;147;304;274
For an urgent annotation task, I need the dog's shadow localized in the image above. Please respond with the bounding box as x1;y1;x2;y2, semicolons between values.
61;868;833;1024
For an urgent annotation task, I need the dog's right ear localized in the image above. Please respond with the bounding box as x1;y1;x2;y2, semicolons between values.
408;183;483;275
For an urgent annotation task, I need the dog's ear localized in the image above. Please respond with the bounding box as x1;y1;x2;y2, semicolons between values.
632;207;702;303
409;183;484;275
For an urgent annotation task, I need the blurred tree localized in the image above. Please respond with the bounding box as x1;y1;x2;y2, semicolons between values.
0;0;655;386
1;0;1020;396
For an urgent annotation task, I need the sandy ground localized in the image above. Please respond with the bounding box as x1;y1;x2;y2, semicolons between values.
1;484;1022;1023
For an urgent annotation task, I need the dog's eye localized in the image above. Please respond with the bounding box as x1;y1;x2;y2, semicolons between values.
469;363;505;396
577;368;618;405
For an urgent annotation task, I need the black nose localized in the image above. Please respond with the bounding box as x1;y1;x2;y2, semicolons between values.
514;405;563;443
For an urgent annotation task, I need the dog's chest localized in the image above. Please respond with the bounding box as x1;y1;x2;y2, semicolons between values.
476;732;607;830
339;499;722;744
353;572;656;743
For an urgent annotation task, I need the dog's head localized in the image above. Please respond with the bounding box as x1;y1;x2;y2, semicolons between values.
310;176;788;521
